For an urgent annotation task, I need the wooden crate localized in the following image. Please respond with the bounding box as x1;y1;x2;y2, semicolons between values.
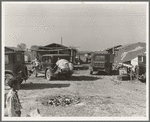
117;74;130;81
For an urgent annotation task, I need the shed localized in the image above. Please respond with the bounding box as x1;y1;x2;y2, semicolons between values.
31;43;77;64
114;45;146;73
5;47;24;53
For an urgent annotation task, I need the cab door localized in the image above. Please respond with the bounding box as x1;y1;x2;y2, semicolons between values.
14;52;23;74
5;53;15;73
42;56;53;71
41;56;46;72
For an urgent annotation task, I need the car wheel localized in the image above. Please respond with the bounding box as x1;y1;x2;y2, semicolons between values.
46;69;52;81
33;68;38;77
5;73;14;86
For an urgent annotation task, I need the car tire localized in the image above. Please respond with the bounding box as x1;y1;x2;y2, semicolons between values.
33;68;38;77
46;69;52;81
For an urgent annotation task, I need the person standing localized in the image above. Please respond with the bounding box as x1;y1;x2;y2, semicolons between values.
135;65;139;79
129;67;133;81
5;78;22;117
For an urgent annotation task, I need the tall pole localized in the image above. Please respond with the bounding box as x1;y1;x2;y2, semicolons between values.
61;37;63;45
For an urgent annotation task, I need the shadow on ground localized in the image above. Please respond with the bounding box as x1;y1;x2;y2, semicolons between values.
69;75;102;81
28;75;45;79
35;75;45;78
29;75;101;81
20;83;70;90
93;71;118;76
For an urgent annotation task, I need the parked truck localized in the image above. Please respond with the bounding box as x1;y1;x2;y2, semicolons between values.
5;47;28;85
89;51;114;75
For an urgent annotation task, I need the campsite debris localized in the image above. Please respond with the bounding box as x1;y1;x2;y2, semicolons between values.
40;95;82;107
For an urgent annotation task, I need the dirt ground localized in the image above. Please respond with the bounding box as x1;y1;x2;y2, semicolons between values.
18;70;146;117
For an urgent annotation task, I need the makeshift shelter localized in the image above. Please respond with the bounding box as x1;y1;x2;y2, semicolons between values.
114;45;146;66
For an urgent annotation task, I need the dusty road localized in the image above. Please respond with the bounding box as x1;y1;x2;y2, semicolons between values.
18;70;146;117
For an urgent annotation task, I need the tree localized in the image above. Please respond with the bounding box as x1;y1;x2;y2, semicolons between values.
17;43;26;50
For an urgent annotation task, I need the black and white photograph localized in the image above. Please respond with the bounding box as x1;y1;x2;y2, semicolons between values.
2;1;149;121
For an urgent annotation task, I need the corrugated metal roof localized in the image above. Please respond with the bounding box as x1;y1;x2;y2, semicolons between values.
114;46;146;65
105;45;122;51
5;46;24;52
117;42;146;50
31;43;77;52
138;52;146;56
44;43;68;48
31;48;70;52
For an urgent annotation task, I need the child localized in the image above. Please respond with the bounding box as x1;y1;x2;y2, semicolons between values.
5;78;22;117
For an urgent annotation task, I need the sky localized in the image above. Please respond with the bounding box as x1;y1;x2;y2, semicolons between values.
2;2;148;51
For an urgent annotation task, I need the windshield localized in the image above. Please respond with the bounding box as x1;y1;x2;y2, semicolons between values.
94;55;105;61
42;56;52;63
53;56;70;64
5;54;15;64
5;55;9;64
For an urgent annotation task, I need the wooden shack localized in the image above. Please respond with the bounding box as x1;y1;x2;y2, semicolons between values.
31;43;77;64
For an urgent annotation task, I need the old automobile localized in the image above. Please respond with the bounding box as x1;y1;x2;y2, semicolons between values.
32;54;73;80
89;51;114;75
5;47;28;85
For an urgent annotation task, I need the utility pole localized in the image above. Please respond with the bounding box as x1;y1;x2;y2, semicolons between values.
61;37;63;45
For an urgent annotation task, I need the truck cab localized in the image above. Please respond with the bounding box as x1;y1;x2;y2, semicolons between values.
89;51;114;75
5;47;28;85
